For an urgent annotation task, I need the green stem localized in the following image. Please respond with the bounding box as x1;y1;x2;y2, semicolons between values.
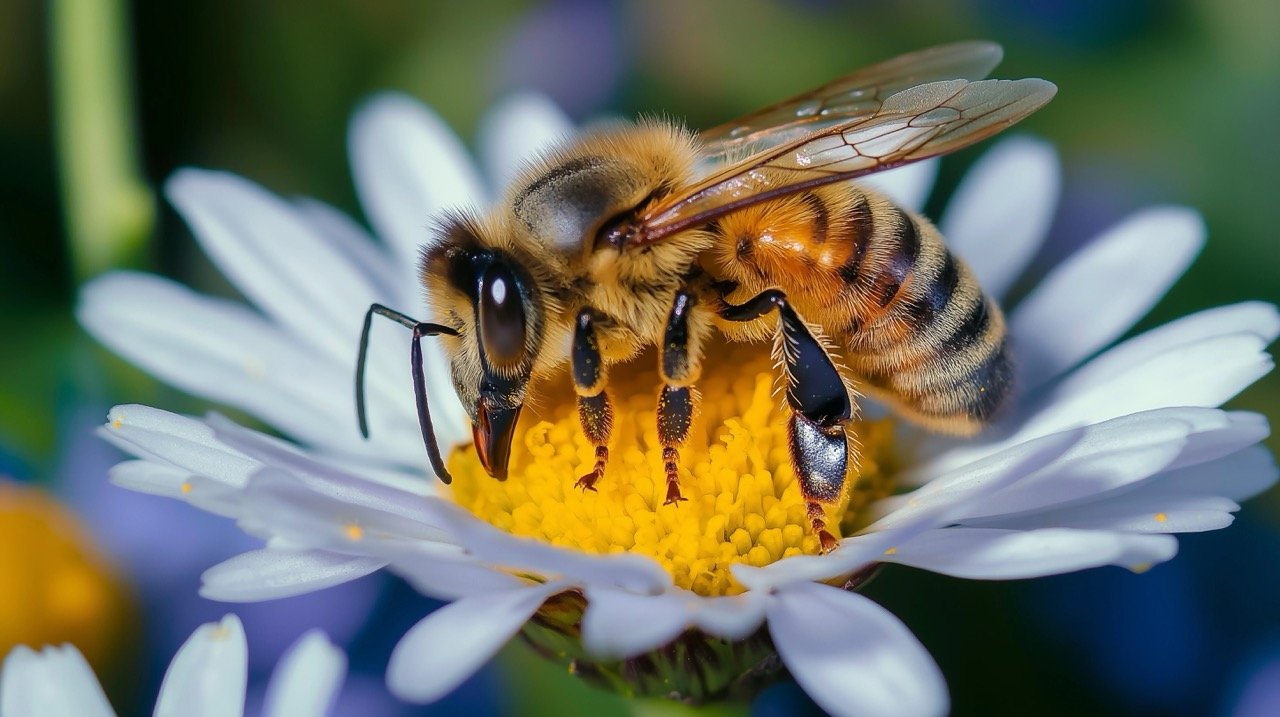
50;0;154;281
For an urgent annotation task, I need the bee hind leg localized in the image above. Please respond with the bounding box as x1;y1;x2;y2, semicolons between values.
718;289;854;553
572;308;613;492
656;288;710;506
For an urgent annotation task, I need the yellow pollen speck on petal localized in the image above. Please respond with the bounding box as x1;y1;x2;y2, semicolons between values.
1154;512;1168;523
243;357;267;381
111;418;122;429
447;341;897;597
343;522;364;541
180;481;192;495
1130;562;1153;574
884;546;898;555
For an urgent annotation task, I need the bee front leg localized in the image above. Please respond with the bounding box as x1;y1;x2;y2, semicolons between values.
572;308;613;492
657;288;707;506
718;289;854;553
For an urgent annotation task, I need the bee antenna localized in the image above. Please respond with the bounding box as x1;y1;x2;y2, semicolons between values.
356;303;459;484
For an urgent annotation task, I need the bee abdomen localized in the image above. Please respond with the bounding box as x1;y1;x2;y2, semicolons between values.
847;208;1013;433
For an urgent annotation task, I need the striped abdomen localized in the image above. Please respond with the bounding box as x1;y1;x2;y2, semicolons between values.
711;183;1013;434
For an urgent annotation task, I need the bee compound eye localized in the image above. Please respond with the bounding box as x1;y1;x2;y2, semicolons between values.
478;263;527;366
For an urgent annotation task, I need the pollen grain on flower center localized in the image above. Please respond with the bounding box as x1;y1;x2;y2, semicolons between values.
447;340;895;596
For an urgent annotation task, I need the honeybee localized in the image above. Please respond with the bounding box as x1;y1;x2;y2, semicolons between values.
356;42;1055;551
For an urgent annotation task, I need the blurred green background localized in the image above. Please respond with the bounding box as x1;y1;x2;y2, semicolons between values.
2;0;1277;715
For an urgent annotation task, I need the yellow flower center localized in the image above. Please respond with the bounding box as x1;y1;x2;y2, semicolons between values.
448;340;896;596
0;482;136;672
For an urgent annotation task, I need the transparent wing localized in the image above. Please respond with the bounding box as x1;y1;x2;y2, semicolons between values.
632;77;1057;245
698;41;1005;165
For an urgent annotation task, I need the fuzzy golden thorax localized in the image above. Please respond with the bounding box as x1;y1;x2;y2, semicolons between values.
419;121;718;412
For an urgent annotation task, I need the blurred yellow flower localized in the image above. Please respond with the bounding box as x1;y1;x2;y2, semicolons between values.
0;482;136;677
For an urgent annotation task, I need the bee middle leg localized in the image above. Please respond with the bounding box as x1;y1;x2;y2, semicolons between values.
717;289;854;553
572;308;613;492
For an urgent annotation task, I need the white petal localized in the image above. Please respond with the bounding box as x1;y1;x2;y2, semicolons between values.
388;552;529;601
870;425;1088;531
107;459;192;498
200;548;386;602
980;492;1238;533
940;136;1059;298
153;615;248;717
81;277;383;459
291;198;404;300
441;505;671;594
235;468;452;549
1010;206;1204;389
166;169;380;364
1;645;117;717
580;588;691;659
731;533;888;593
917;303;1276;473
181;475;251;519
858;158;938;212
387;582;564;703
98;404;258;489
733;426;1084;591
476;92;573;191
685;591;768;642
976;444;1276;533
348;93;487;275
1015;332;1274;441
105;403;229;444
913;317;1274;478
207;417;451;529
262;631;346;717
886;528;1178;578
1051;301;1279;396
768;583;947;717
1147;442;1278;503
947;409;1218;521
578;587;767;657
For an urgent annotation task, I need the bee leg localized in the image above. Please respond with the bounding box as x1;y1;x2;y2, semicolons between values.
718;289;853;553
657;289;703;506
572;308;613;492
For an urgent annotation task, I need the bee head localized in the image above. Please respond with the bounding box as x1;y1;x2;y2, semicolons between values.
421;215;545;480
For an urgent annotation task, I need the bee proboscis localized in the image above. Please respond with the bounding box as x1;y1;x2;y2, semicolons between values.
356;41;1056;551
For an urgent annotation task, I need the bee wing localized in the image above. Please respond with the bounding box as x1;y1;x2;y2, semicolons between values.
631;77;1056;245
698;41;1006;165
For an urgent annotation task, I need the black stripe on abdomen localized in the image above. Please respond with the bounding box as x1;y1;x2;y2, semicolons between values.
904;250;959;329
836;193;874;285
942;293;992;354
865;208;921;308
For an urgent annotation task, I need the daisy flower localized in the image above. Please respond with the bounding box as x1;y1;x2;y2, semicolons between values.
78;92;1277;717
0;615;345;717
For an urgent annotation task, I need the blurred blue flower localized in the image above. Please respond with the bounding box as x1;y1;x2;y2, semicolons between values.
1225;643;1280;717
496;0;628;117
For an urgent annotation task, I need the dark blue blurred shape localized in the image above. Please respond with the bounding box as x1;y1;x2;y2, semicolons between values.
1027;515;1280;715
753;679;825;717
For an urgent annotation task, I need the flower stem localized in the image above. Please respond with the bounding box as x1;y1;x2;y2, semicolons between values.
50;0;154;281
